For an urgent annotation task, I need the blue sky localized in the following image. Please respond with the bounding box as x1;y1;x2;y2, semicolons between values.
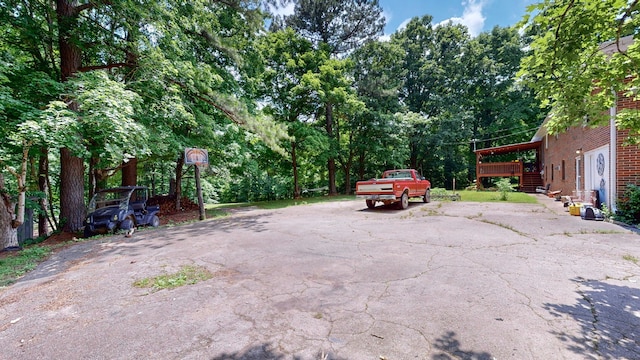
379;0;537;37
268;0;537;38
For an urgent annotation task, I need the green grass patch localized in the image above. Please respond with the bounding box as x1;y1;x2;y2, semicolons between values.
0;246;52;287
456;190;538;203
623;254;639;265
133;264;213;292
207;195;355;211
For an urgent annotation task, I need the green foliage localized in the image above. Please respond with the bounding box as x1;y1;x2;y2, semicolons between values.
623;254;639;265
221;168;292;203
519;0;640;142
616;184;640;225
495;178;516;201
389;19;543;188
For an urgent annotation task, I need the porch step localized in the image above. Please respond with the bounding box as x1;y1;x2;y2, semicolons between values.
521;173;543;193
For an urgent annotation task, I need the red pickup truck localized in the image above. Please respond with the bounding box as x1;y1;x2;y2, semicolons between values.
355;169;431;209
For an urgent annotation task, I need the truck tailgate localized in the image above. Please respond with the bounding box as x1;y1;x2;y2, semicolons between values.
356;183;394;193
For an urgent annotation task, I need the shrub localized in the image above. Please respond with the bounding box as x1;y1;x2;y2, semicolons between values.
495;178;515;201
616;184;640;225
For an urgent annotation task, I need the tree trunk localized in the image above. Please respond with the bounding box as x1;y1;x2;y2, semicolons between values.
174;155;184;211
57;0;82;82
0;174;19;249
357;151;365;180
121;158;138;186
409;142;418;170
38;148;50;237
88;155;98;199
292;141;300;199
342;155;353;195
121;26;140;189
59;148;85;232
57;0;85;232
325;102;337;195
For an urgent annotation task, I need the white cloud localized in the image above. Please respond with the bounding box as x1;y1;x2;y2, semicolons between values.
437;0;486;37
268;2;295;17
397;18;412;32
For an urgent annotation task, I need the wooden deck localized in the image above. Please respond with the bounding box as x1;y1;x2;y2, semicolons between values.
477;162;522;177
476;162;543;193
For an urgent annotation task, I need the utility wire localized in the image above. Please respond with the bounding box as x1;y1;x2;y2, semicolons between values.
439;126;539;147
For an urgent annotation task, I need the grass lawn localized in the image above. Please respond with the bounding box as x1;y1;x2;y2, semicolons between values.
207;195;355;210
456;190;538;203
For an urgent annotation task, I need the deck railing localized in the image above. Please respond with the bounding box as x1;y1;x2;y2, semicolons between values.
477;162;523;177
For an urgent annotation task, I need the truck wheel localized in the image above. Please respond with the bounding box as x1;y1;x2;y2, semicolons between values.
398;192;409;209
150;215;160;227
120;217;134;231
366;200;376;209
423;189;431;203
120;217;135;237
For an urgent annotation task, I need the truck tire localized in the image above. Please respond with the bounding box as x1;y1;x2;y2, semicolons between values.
365;200;376;209
150;215;160;227
423;188;431;203
398;192;409;209
120;216;135;237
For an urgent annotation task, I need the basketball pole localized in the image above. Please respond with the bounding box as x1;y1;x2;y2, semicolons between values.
194;163;206;221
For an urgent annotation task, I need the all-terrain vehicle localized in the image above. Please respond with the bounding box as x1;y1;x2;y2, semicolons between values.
84;186;160;238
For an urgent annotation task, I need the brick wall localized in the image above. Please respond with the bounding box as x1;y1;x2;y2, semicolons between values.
616;88;640;197
543;124;609;196
616;132;640;198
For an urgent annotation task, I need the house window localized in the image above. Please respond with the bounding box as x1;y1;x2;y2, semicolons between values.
562;160;565;180
551;164;554;181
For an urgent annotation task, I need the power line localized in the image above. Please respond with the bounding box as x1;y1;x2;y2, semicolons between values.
439;126;539;147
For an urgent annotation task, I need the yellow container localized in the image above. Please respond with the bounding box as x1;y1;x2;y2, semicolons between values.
569;203;582;216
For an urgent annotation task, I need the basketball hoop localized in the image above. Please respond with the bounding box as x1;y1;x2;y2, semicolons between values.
185;148;209;166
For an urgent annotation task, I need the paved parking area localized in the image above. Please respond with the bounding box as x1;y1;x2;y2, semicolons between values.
1;195;639;359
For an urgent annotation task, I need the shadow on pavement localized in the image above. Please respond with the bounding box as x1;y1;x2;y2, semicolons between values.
210;343;346;360
543;278;640;359
18;212;273;285
432;331;494;360
358;201;427;212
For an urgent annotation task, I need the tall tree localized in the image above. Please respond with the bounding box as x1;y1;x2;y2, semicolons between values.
0;57;60;248
281;0;385;195
256;29;321;198
349;40;406;180
519;0;640;141
392;20;472;184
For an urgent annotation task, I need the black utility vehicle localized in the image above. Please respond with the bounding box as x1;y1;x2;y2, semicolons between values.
84;186;160;238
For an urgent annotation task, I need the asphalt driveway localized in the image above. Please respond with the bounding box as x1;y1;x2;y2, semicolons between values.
1;195;639;359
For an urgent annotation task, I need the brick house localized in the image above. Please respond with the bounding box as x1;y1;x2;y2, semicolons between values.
475;36;640;212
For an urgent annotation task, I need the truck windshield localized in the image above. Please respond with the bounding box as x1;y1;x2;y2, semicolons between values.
385;171;412;179
88;189;133;212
